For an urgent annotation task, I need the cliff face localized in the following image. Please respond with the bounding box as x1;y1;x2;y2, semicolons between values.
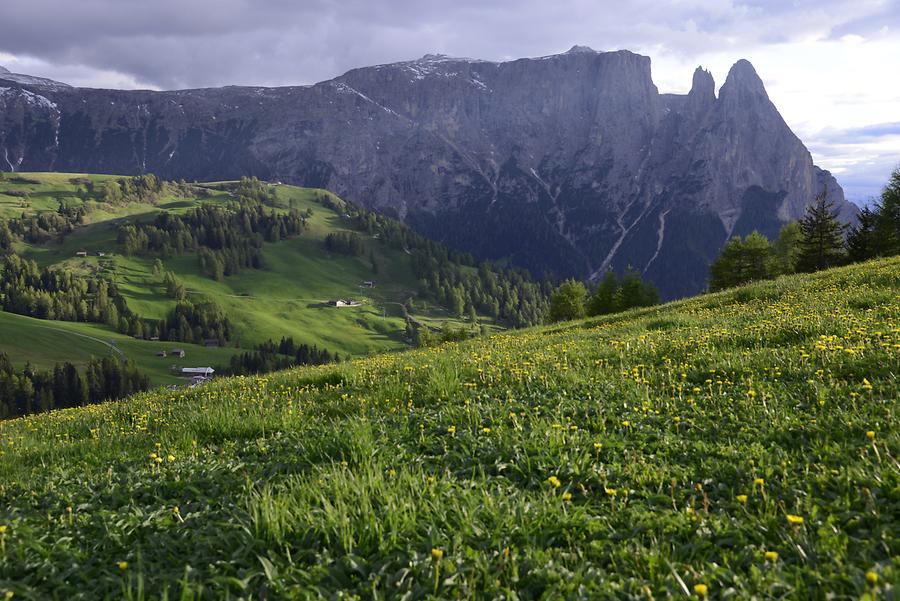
0;48;857;298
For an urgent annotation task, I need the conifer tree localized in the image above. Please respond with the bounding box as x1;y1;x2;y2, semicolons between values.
587;271;619;316
874;167;900;256
846;206;878;262
796;192;846;272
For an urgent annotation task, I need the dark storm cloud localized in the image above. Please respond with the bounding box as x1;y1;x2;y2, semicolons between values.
0;0;881;89
1;0;896;204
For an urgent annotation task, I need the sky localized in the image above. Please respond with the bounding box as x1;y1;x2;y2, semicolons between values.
0;0;897;205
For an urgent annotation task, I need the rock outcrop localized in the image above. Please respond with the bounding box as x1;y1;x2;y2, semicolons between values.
0;48;857;298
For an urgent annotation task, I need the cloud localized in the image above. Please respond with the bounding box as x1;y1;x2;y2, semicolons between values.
0;0;890;89
0;0;897;201
816;122;900;141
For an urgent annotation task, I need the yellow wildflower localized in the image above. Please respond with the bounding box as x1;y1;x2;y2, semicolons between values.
547;476;561;488
786;514;804;525
431;548;443;560
117;561;128;571
764;551;778;562
694;583;708;597
866;571;878;585
866;431;875;441
736;494;748;504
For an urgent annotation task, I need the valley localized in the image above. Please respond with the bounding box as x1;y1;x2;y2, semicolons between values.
0;172;528;387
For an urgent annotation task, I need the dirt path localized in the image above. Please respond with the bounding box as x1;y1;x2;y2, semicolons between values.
32;324;127;360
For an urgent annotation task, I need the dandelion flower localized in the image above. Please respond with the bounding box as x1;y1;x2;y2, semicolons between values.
562;492;573;502
866;431;875;441
431;548;443;560
753;478;764;487
786;514;804;525
547;476;561;488
866;571;878;585
736;494;748;504
693;583;708;597
117;561;128;571
167;454;175;462
764;551;778;562
447;425;456;434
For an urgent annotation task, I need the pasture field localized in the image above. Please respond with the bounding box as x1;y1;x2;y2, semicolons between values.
0;257;896;598
1;173;491;371
0;310;244;386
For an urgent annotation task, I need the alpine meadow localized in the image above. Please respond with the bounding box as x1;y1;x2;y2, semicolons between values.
2;2;900;599
0;257;897;598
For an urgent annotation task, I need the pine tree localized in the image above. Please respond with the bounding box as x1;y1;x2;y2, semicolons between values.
874;167;900;256
796;192;846;273
587;271;618;316
772;222;802;275
846;206;878;262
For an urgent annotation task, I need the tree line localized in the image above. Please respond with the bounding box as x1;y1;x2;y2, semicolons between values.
547;269;660;323
6;201;85;244
708;166;900;291
324;231;365;256
117;197;307;279
217;336;340;376
331;196;552;327
0;353;150;419
0;254;232;344
0;254;129;325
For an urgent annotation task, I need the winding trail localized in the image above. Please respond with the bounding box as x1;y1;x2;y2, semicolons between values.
32;324;126;360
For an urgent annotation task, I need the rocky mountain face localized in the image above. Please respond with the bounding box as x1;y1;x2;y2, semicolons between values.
0;48;857;298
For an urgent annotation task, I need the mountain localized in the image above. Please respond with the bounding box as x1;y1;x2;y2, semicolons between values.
0;49;857;298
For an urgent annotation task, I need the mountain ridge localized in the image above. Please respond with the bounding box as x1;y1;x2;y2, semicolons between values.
0;48;857;297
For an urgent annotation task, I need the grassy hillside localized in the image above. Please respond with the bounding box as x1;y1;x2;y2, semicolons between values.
0;258;896;598
0;172;499;379
0;311;240;386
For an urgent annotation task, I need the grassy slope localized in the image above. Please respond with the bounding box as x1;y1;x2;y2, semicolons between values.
1;173;490;378
0;311;241;386
0;258;897;598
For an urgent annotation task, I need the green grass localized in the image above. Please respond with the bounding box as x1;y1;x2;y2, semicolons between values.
0;257;897;598
3;173;489;367
0;311;244;386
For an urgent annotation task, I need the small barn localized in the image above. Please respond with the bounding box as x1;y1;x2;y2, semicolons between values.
181;367;214;377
